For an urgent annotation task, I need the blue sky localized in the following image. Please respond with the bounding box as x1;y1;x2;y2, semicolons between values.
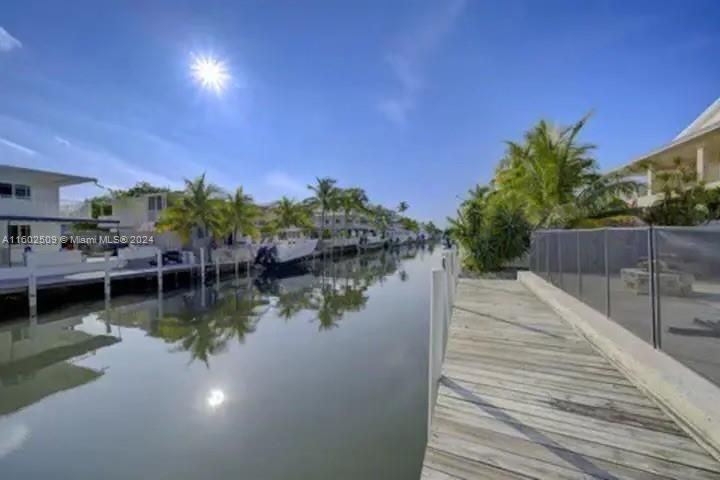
0;0;719;224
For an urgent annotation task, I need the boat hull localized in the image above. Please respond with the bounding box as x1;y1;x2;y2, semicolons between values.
255;239;319;268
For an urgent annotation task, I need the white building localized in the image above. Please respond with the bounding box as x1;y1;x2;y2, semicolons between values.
619;97;720;207
0;165;104;266
98;192;169;233
96;192;184;250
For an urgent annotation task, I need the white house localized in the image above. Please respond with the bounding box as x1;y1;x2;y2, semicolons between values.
619;97;720;206
98;192;169;233
0;165;103;266
97;192;184;250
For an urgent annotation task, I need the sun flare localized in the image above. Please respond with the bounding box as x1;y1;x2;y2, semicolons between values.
191;55;230;94
206;389;226;409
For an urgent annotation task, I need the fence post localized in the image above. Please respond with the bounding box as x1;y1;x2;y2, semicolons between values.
648;227;658;349
428;269;435;441
576;231;582;298
651;227;662;350
156;249;163;292
428;268;446;440
200;248;206;285
557;232;563;289
604;229;611;317
104;251;111;299
545;234;550;279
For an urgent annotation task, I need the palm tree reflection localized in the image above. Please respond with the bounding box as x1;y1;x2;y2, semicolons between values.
141;245;421;364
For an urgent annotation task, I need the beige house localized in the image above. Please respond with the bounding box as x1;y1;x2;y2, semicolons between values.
620;97;720;207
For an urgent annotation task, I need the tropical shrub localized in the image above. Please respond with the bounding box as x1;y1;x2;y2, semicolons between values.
449;188;531;272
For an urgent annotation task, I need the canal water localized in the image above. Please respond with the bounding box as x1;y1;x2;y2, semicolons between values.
0;245;440;479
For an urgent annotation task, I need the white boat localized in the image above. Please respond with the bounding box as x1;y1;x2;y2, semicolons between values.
255;228;319;268
389;229;415;246
358;231;386;250
322;236;360;253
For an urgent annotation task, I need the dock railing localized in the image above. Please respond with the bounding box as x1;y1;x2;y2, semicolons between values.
428;246;459;437
530;226;720;388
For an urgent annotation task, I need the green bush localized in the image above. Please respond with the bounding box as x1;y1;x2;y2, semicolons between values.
449;190;531;272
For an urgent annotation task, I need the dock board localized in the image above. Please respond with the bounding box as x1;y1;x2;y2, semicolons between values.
421;278;720;480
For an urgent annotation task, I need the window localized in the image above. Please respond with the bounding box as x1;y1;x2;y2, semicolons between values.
102;204;113;216
0;183;11;198
148;195;163;211
7;224;31;243
14;184;31;199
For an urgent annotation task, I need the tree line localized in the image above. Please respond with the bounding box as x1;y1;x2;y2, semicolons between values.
90;176;442;243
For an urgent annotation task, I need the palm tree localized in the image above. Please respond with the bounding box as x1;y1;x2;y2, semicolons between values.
371;205;391;236
397;201;409;214
222;187;260;243
340;188;369;235
272;196;312;230
495;115;638;227
156;174;225;243
307;177;338;239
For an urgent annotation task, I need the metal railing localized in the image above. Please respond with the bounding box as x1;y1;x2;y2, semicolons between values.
530;226;720;387
428;247;459;437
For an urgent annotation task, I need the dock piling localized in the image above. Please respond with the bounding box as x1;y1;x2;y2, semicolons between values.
156;249;163;291
104;251;111;299
28;263;37;318
200;248;206;285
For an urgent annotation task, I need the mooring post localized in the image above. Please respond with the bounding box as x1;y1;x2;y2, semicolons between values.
104;251;111;299
157;290;164;320
215;256;220;287
156;249;163;291
234;254;239;284
200;248;206;285
28;263;37;319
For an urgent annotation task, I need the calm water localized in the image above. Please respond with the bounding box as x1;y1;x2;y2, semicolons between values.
0;245;440;479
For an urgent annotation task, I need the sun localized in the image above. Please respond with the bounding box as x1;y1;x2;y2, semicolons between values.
191;55;230;94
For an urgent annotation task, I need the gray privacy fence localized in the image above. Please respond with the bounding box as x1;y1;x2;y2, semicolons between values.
530;227;720;387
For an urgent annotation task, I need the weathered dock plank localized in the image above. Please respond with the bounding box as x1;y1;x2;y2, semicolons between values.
421;278;720;479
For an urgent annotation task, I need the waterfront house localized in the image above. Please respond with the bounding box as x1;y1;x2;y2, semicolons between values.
619;96;720;206
0;165;104;266
96;192;184;250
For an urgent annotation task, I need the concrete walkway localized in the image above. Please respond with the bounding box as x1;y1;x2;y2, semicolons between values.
421;278;720;479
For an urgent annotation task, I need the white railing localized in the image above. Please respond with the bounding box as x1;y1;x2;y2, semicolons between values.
427;246;460;437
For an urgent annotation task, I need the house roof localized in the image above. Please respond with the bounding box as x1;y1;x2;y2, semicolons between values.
0;164;96;186
675;97;720;141
617;96;720;175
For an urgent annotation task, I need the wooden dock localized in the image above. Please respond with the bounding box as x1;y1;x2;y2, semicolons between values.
422;278;720;479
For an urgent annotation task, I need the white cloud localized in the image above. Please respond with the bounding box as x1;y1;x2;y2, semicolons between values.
263;171;308;198
0;136;37;156
54;135;71;147
0;27;21;52
378;0;467;125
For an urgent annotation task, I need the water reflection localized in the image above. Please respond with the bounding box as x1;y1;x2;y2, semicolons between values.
0;244;434;479
0;314;120;416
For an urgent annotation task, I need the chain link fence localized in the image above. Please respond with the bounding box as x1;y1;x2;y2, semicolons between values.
530;227;720;387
